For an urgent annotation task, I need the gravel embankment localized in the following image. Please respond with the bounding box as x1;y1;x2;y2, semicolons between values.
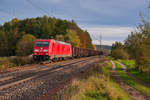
0;56;101;100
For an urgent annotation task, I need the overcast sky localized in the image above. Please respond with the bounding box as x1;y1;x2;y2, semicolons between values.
0;0;149;45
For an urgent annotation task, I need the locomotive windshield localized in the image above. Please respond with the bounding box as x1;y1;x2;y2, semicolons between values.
36;41;49;47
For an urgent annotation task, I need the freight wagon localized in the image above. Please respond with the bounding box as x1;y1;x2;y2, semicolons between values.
33;39;102;61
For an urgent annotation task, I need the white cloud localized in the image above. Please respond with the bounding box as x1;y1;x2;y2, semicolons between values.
82;25;135;46
92;40;118;46
86;26;134;37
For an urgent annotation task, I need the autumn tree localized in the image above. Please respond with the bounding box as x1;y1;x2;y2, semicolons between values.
92;44;97;50
66;29;81;47
55;35;65;41
85;30;93;49
16;34;36;56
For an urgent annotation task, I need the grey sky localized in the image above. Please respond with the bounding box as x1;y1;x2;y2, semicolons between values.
0;0;149;45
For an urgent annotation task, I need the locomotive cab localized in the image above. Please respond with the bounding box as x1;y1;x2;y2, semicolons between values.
33;39;52;61
33;39;72;61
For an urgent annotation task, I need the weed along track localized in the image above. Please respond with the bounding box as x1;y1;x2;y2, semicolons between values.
0;56;102;100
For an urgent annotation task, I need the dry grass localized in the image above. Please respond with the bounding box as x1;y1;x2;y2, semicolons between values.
62;62;132;100
0;56;34;70
71;74;131;100
0;57;16;69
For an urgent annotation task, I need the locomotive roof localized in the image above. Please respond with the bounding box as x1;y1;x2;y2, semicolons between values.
36;39;50;41
36;39;71;45
55;40;71;45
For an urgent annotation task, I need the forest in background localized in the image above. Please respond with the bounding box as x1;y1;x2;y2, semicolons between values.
0;16;93;56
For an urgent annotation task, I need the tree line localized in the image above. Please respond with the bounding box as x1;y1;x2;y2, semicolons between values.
0;16;93;56
111;5;150;73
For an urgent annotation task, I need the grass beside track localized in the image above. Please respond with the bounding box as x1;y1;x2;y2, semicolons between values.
61;61;132;100
0;57;16;69
115;61;150;97
119;60;150;85
0;56;34;70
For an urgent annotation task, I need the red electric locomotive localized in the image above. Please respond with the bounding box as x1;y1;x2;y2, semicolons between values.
33;39;72;61
33;39;102;61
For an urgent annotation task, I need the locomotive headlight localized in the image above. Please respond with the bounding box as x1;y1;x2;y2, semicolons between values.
43;49;48;52
34;49;39;52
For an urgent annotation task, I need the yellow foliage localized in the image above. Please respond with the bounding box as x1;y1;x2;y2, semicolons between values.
79;33;86;48
92;44;97;50
66;29;81;47
11;18;19;24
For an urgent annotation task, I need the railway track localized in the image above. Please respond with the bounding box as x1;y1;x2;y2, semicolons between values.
0;56;101;100
0;57;93;90
0;56;92;79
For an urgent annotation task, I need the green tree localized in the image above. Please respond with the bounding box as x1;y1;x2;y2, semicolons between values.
111;42;129;60
0;31;9;56
16;34;36;56
112;42;123;50
53;19;68;37
124;21;150;72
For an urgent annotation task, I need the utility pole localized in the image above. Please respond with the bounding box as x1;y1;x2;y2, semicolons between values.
99;34;102;50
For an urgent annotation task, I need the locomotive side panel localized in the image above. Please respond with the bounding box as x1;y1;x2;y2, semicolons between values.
53;41;72;59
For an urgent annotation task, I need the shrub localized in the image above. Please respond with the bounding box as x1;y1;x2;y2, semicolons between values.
0;56;34;70
9;56;34;66
0;57;16;69
111;49;129;60
16;34;36;56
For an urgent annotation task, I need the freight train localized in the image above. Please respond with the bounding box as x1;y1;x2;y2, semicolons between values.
32;39;102;61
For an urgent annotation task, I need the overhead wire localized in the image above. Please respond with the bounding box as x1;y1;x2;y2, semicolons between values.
0;9;13;16
25;0;50;16
0;9;15;21
91;34;99;41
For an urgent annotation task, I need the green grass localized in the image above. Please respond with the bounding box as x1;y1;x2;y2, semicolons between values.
108;56;114;60
100;62;112;76
70;62;132;100
119;60;150;85
115;61;150;97
129;69;150;84
118;60;135;69
84;90;109;100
